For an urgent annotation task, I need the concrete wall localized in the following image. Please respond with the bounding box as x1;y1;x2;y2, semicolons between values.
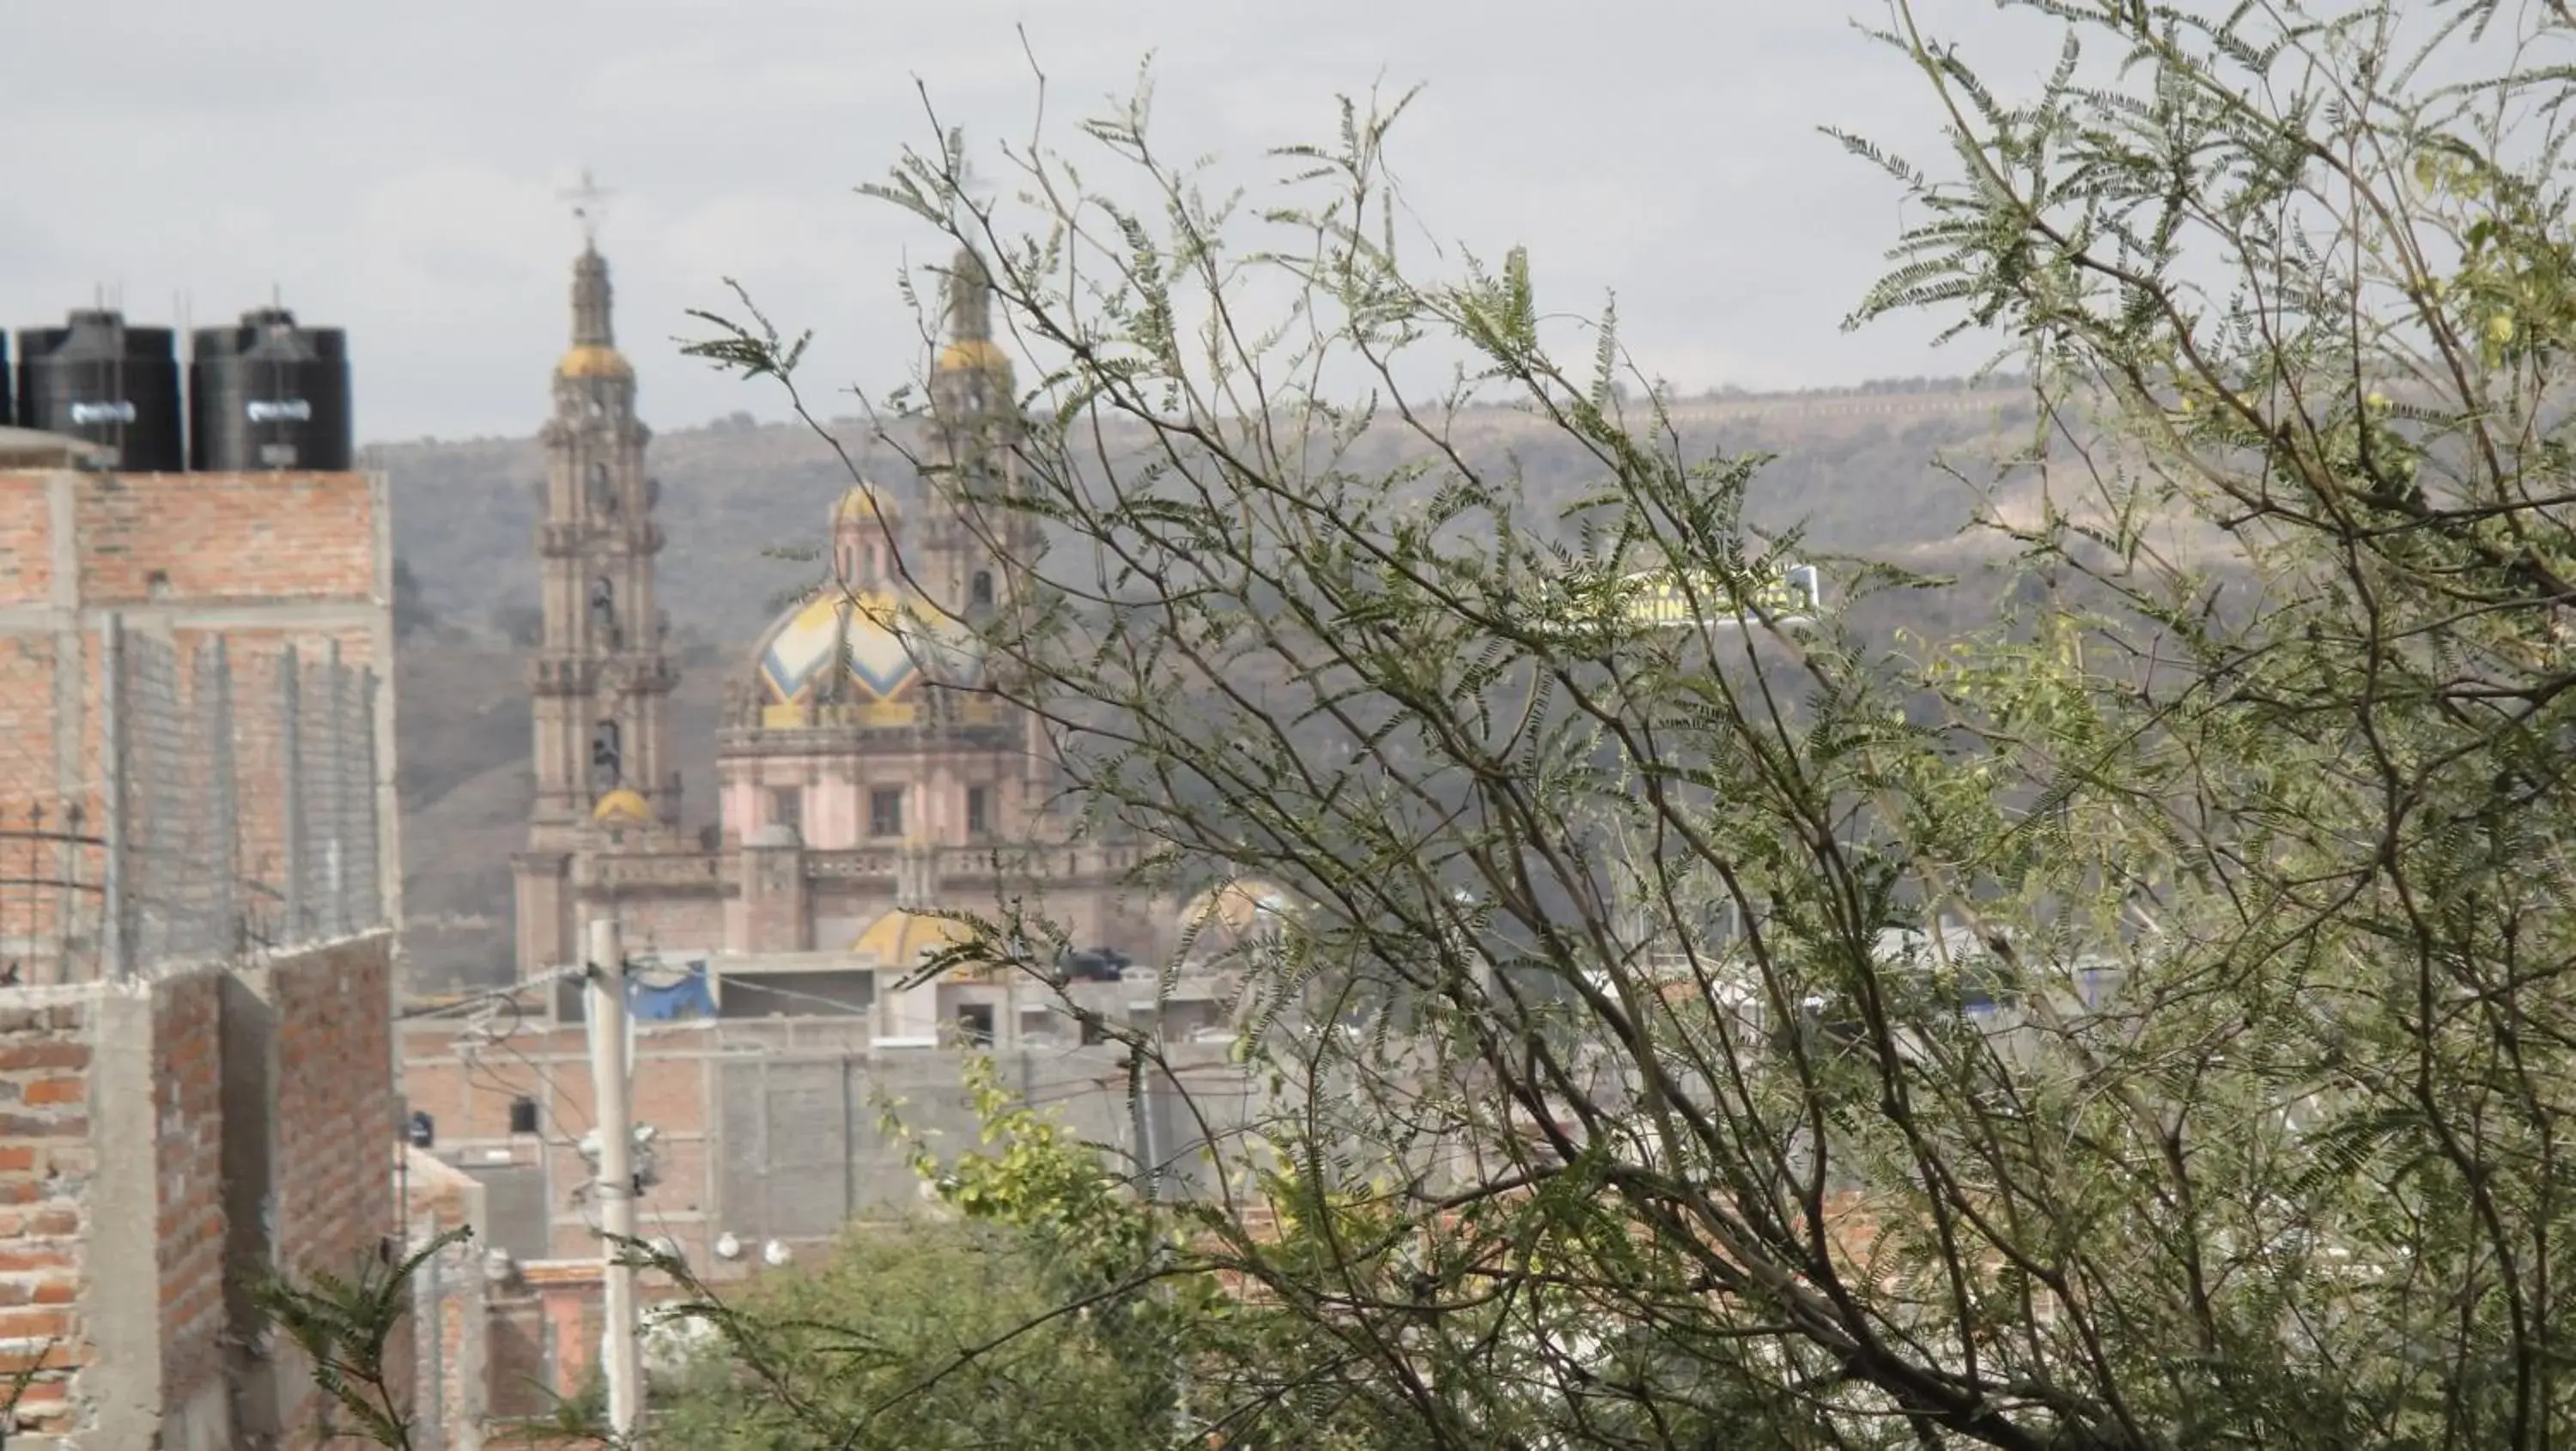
403;1009;1253;1269
404;1148;487;1451
0;931;400;1447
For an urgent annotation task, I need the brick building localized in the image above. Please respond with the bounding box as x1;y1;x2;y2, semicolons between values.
0;436;406;1444
0;451;402;986
0;932;403;1446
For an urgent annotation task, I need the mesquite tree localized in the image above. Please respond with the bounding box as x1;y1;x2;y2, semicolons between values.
685;2;2576;1444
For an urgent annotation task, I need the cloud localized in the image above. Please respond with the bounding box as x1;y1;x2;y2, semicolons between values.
0;0;2050;440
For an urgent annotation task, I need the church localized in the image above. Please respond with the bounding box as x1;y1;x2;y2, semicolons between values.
507;237;1217;1032
386;234;1286;1399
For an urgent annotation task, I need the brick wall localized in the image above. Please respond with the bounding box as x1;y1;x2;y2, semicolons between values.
0;931;400;1447
404;1147;487;1451
0;998;94;1437
258;934;404;1451
270;938;397;1289
0;477;53;608
403;1019;723;1265
72;473;377;605
617;893;726;957
485;1293;555;1418
0;466;398;991
153;973;227;1430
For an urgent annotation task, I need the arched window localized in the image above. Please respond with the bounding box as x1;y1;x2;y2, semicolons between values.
590;578;618;646
970;570;994;608
588;462;617;514
589;721;622;792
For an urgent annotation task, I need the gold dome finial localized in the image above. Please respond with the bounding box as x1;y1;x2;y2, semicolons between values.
935;246;1010;376
556;184;634;379
833;482;898;527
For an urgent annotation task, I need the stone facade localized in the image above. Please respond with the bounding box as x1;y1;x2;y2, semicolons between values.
502;242;1163;987
413;240;1290;1441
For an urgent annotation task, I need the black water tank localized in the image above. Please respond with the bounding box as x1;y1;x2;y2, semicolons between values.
1;332;11;427
189;307;351;472
15;312;185;471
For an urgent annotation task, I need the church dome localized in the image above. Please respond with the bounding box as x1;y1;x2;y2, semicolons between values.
592;788;653;825
853;908;978;967
832;482;899;526
557;343;633;379
749;587;986;714
936;338;1011;375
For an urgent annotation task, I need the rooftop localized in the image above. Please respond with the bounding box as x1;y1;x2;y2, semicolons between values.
0;425;109;470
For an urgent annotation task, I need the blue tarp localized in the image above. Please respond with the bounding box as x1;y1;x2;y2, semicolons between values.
629;961;715;1021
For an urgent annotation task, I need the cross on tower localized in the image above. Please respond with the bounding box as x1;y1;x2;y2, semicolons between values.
560;167;616;246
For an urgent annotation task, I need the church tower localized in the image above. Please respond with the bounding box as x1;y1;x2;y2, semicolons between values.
514;234;678;974
528;240;677;841
919;246;1051;797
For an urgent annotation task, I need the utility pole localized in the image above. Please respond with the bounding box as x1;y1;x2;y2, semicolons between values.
586;917;642;1438
1127;1051;1161;1206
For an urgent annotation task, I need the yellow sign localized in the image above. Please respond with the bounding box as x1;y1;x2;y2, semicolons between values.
1618;565;1820;629
1544;562;1820;634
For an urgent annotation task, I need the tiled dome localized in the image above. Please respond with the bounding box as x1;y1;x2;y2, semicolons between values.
748;588;985;715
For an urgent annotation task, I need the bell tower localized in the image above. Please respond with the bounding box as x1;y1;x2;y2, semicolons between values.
920;246;1054;810
527;238;677;841
514;179;679;974
920;246;1032;590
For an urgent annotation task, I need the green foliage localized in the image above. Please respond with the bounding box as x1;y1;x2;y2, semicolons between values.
648;1217;1170;1451
664;3;2576;1448
250;1228;469;1450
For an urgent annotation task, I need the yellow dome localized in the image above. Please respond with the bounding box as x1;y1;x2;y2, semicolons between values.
750;587;987;714
936;338;1011;374
833;483;899;526
1178;880;1291;938
852;908;978;967
591;788;653;825
558;343;634;379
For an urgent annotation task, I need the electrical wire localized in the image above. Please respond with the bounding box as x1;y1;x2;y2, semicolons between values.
401;962;584;1020
428;961;1206;1265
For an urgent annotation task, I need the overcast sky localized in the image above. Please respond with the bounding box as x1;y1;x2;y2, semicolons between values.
1;0;2055;443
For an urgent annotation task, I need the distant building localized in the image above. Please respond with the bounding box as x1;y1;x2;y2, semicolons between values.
407;239;1273;1423
507;241;1163;999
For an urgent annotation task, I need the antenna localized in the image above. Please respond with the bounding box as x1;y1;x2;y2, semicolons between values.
559;167;616;247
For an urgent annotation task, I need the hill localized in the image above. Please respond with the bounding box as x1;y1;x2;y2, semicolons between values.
382;380;2040;989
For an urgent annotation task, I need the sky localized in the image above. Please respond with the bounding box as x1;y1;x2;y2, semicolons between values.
0;0;2059;443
